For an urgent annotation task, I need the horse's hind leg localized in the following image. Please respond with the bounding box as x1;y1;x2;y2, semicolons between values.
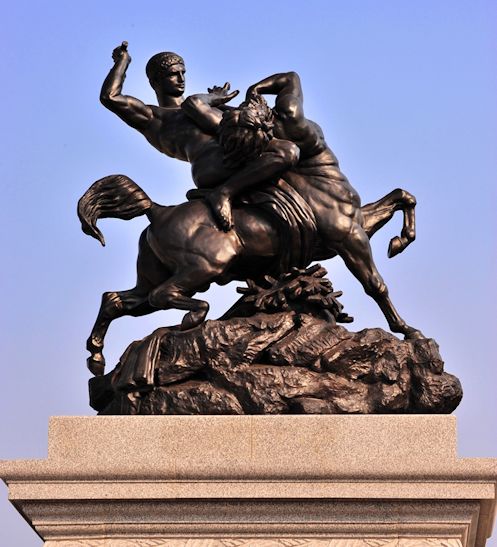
361;188;416;257
86;230;166;376
337;223;423;339
148;261;224;331
86;287;155;376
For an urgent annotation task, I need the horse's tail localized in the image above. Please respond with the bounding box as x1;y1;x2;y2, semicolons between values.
77;174;152;246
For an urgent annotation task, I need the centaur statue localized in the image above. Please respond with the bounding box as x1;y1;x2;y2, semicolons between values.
79;42;420;376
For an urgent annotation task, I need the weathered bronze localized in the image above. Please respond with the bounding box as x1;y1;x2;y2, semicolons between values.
80;43;462;414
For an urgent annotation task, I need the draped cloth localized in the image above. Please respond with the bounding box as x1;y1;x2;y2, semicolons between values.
242;178;317;273
112;328;167;392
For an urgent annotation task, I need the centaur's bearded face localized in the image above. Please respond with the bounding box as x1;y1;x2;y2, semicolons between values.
219;96;274;169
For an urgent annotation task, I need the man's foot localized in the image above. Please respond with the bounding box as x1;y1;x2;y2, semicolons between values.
206;189;233;231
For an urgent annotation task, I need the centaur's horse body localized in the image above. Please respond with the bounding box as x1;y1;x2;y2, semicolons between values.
79;172;419;376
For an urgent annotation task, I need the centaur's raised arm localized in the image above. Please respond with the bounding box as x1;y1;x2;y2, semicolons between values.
246;72;307;128
246;71;303;102
247;72;323;156
100;42;154;131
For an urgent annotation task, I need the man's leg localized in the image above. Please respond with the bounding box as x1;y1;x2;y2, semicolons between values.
207;139;300;231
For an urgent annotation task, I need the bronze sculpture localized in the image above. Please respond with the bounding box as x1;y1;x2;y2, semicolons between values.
80;43;462;414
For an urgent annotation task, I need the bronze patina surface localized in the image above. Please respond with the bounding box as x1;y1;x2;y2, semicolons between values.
79;42;461;414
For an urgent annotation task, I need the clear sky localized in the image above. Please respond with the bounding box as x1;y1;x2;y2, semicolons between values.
0;1;496;545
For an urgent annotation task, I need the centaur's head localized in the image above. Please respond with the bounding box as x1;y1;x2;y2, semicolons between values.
219;95;274;169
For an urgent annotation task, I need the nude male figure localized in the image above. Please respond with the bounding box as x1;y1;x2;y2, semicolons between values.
100;42;299;229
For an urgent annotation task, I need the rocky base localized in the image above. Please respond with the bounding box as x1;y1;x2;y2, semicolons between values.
89;312;462;415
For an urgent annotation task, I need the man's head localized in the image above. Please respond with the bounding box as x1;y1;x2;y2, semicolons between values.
146;52;186;97
219;95;274;169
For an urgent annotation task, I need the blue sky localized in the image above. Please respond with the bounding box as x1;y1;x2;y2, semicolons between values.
0;1;496;544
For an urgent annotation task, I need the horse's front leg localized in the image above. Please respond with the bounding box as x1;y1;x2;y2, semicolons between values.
361;188;417;257
388;190;416;258
337;223;424;339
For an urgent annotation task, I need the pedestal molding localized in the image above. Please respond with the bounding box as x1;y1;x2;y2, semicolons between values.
2;416;496;546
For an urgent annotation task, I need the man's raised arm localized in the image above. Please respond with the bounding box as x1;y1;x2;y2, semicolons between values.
181;83;239;134
100;42;154;131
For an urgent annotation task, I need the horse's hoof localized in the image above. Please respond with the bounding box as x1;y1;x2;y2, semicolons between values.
388;236;404;258
180;315;200;331
180;310;207;331
87;355;105;376
404;328;425;340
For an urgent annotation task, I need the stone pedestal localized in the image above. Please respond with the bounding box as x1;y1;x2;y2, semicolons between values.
1;415;496;546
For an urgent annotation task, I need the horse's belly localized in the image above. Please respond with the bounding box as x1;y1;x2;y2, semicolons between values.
233;208;279;258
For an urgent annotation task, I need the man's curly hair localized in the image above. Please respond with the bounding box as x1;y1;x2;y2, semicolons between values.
219;95;274;169
146;52;185;83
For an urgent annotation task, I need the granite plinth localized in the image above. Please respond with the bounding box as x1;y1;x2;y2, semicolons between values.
1;416;496;546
